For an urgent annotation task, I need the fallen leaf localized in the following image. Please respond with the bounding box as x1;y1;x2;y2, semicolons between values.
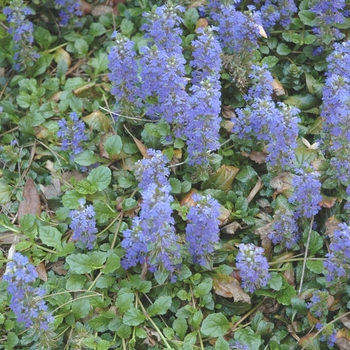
53;47;71;67
249;151;267;164
247;176;264;203
336;328;350;350
271;78;285;96
259;25;267;38
51;260;68;276
221;105;236;119
124;125;150;159
18;178;41;220
40;179;61;199
91;5;113;16
221;221;242;235
325;216;341;241
36;262;48;282
79;0;92;15
195;18;209;30
213;273;251;303
270;172;293;199
319;195;337;209
202;164;240;191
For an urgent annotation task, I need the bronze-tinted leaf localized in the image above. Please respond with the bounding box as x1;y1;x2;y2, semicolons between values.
221;105;236;119
124;125;150;159
18;178;41;220
298;332;320;350
202;164;240;191
249;151;267;164
271;78;286;96
213;273;251;303
221;221;242;235
195;18;209;30
79;0;92;15
336;328;350;350
51;260;68;276
319;195;337;209
83;111;111;132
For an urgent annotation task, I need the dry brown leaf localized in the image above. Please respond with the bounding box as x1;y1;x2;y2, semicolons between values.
221;105;236;119
18;178;41;220
259;25;267;38
221;221;242;235
271;78;286;96
247;176;264;203
319;195;337;209
36;262;48;282
213;273;251;303
143;327;161;347
256;222;273;241
283;262;295;286
40;179;61;199
62;170;86;183
221;120;235;133
53;47;71;67
336;328;350;350
249;151;267;164
79;0;92;15
196;18;209;30
91;5;113;16
325;216;341;241
51;260;68;276
270;172;293;199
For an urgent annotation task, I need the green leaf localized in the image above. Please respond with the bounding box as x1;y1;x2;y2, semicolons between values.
122;198;137;211
66;274;86;290
121;19;134;36
291;296;308;315
96;275;116;289
306;260;324;274
62;190;84;209
104;135;123;159
305;230;323;256
75;38;88;57
147;296;172;316
276;284;296;305
72;298;91;319
103;253;121;274
193;278;212;297
89;315;111;332
82;111;111;132
74;151;100;166
129;275;152;293
268;273;283;291
93;201;117;224
298;10;317;26
90;52;109;75
276;43;292;55
66;253;93;274
123;307;146;326
261;56;279;68
33;54;53;77
322;178;338;190
75;180;98;195
34;27;52;50
235;328;261;348
0;179;11;204
215;336;229;350
89;23;106;36
200;313;230;337
39;226;62;250
173;317;188;340
169;178;182;194
117;324;132;339
87;166;111;191
116;290;134;314
284;94;319;110
183;8;199;30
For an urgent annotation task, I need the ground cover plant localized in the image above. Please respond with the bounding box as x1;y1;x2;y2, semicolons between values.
1;0;350;349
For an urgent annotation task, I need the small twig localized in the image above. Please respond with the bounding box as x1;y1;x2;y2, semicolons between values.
298;216;314;296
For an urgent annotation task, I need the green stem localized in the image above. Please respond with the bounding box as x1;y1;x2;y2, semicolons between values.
46;42;68;53
136;294;173;349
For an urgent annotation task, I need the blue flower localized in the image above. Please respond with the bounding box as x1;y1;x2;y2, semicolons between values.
108;32;141;109
236;243;270;293
185;193;221;267
4;253;54;334
288;167;322;219
269;209;299;248
121;150;181;278
57;112;88;159
55;0;83;26
324;223;350;282
69;198;98;250
4;2;39;70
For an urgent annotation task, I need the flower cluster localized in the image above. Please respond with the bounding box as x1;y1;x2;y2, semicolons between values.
69;198;98;250
310;0;346;42
257;0;297;29
141;3;184;54
57;112;88;160
186;27;222;166
269;209;299;249
55;0;82;26
324;223;350;282
121;150;181;278
320;40;350;200
4;0;39;70
208;1;263;54
233;65;300;171
108;33;141;108
288;167;322;219
236;243;270;293
4;253;54;347
185;193;220;267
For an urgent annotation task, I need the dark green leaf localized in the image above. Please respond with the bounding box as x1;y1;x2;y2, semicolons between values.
104;135;123;159
39;226;62;250
87;166;111;191
66;254;93;274
123;307;146;326
173;317;188;340
147;296;172;316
